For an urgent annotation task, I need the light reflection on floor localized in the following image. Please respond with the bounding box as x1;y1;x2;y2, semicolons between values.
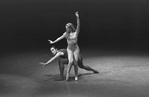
0;49;149;97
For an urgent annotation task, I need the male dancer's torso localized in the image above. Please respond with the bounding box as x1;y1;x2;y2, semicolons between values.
57;49;68;59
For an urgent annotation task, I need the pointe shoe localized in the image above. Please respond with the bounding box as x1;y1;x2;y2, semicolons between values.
66;73;69;81
75;76;78;81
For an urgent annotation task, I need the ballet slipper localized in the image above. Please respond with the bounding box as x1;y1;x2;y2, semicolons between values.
93;70;99;74
75;76;78;81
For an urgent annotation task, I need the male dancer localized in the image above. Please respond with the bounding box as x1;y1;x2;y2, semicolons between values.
39;46;99;81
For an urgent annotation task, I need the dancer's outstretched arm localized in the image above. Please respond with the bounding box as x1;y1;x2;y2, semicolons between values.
39;52;64;67
48;33;66;44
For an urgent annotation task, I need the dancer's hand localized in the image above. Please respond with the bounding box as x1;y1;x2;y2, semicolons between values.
48;40;54;44
39;62;47;67
75;11;79;17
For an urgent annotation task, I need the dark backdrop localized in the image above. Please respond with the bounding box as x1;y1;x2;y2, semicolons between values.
1;0;149;54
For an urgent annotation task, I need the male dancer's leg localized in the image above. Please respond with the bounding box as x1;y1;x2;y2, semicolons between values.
78;57;99;73
55;58;68;81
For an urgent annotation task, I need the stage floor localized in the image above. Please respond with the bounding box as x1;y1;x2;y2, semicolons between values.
0;49;149;97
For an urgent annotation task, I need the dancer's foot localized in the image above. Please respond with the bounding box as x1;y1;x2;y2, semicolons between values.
66;73;69;81
75;76;78;81
93;70;99;74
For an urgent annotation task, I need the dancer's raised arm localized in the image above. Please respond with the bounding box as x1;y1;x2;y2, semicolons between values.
75;11;80;35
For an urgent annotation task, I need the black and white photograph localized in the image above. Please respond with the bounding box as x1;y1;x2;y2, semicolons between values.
0;0;149;97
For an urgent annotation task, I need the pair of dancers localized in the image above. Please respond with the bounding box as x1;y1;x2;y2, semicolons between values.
40;12;98;81
39;46;99;81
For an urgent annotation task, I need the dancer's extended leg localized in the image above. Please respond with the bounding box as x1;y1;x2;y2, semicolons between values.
78;57;99;73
